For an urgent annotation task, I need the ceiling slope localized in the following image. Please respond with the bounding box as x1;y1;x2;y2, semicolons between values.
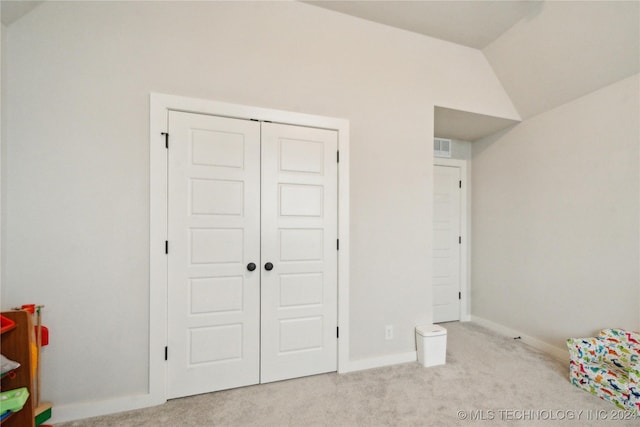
434;107;519;141
6;1;636;124
1;1;43;26
483;1;640;119
304;0;538;49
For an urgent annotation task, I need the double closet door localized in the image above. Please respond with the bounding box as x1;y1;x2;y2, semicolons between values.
166;111;338;399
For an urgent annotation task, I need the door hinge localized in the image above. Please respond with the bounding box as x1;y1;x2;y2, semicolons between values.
165;240;169;254
458;236;462;244
337;239;339;250
164;346;168;361
337;327;339;338
337;151;340;163
161;132;169;149
459;292;461;300
459;180;462;189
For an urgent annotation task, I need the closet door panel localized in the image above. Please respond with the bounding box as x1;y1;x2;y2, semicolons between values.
260;122;338;383
167;112;261;398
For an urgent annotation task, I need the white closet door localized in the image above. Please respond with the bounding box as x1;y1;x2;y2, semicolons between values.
167;111;261;398
260;122;338;383
433;165;461;322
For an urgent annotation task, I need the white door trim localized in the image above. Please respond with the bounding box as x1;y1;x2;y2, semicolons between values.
433;158;469;321
149;93;350;404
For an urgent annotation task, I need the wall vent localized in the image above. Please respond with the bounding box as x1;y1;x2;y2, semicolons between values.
434;138;451;158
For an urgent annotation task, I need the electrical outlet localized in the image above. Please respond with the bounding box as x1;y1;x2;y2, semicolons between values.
385;325;393;340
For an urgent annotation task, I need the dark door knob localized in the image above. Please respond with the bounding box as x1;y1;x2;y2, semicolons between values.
247;263;256;271
264;262;274;271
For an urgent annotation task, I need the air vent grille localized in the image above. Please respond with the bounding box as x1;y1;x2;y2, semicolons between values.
434;138;451;158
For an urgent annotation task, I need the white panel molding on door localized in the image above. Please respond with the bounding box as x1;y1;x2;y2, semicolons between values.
433;164;461;322
432;158;469;323
150;93;350;405
260;122;338;383
167;112;261;398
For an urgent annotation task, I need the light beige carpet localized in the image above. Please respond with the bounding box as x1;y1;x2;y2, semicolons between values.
57;322;639;426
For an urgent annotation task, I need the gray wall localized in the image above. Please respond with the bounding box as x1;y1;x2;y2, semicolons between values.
1;23;5;305
2;1;517;410
472;74;640;349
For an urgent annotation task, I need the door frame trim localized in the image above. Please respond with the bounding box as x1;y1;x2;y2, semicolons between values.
433;158;470;322
149;93;350;403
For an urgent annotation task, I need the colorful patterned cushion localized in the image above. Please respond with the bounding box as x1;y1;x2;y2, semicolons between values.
567;329;640;413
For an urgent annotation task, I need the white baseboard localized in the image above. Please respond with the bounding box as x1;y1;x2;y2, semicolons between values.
47;322;565;424
345;351;417;372
470;315;569;363
49;393;165;424
50;352;417;423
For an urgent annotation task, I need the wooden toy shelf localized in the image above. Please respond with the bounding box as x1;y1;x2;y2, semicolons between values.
1;311;35;427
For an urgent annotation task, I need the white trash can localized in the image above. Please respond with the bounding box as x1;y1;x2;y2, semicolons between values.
416;324;447;367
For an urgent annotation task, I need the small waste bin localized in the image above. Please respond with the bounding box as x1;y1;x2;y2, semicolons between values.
416;324;447;367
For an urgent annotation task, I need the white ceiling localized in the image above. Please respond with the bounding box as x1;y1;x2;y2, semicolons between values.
1;1;43;26
306;0;640;122
484;0;640;119
434;107;519;141
4;0;638;135
304;0;540;49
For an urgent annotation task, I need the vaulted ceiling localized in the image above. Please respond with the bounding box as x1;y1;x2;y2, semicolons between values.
307;0;640;121
305;1;540;49
4;1;639;128
1;0;42;26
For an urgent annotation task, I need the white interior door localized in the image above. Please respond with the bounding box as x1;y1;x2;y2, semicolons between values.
167;113;338;397
260;122;338;383
433;164;461;322
167;111;261;398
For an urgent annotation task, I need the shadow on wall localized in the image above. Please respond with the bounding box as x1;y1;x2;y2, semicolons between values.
470;123;519;159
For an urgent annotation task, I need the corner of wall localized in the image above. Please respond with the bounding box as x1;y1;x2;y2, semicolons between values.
470;74;639;353
470;316;569;363
474;51;521;122
1;22;6;307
